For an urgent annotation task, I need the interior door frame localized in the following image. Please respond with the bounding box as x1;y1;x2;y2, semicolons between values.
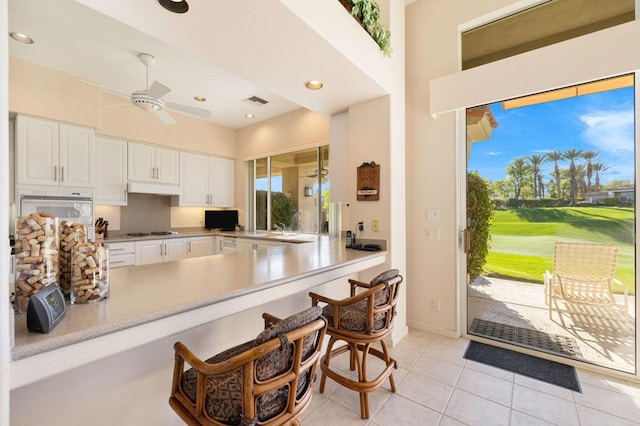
457;72;639;381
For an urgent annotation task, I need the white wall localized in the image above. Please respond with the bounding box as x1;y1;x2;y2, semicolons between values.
0;0;10;423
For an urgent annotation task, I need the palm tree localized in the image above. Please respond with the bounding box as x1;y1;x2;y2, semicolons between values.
563;149;583;206
526;154;546;199
592;162;610;192
545;150;563;200
581;150;599;192
506;157;529;207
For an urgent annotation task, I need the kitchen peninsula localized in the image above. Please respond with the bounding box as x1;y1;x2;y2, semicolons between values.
10;237;386;390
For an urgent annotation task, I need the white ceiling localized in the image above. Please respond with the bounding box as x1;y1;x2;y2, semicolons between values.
8;0;392;129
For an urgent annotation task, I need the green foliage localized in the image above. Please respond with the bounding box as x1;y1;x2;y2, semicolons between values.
341;0;392;57
467;172;494;282
604;197;617;206
270;192;299;231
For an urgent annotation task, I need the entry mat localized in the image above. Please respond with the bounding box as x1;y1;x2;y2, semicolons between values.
469;318;583;358
463;341;582;392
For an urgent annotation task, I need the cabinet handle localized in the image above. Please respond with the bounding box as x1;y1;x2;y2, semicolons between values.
110;248;126;252
54;166;57;181
111;260;126;265
124;189;128;203
151;167;155;179
61;166;64;182
188;241;192;252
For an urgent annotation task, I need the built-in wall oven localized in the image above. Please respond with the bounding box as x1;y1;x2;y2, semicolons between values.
18;187;95;241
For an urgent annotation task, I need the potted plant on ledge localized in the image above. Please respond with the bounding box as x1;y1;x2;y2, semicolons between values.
339;0;392;57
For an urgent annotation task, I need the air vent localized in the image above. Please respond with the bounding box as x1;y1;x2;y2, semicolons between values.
243;96;269;106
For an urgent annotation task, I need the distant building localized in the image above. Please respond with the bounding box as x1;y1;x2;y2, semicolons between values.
584;186;635;206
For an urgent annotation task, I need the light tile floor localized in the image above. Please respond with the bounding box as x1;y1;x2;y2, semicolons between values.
301;329;640;425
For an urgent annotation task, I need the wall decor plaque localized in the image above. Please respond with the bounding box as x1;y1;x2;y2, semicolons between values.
357;162;379;201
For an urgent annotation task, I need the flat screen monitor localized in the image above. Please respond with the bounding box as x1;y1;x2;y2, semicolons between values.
205;210;238;231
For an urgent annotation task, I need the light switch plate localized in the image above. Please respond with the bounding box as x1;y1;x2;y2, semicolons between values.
427;229;440;240
427;209;440;221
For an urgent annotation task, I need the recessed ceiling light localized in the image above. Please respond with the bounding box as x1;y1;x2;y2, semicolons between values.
305;80;324;90
245;113;255;119
9;32;34;44
193;96;206;102
157;0;189;14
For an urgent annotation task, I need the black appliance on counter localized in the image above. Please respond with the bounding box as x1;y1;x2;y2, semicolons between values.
205;210;238;231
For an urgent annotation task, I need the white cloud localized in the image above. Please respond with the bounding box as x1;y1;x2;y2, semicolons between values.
487;151;502;156
579;109;634;153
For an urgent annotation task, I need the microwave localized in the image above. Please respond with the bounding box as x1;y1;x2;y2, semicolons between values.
18;187;95;241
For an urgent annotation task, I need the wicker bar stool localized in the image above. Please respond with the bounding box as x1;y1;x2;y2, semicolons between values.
309;269;402;419
169;306;327;425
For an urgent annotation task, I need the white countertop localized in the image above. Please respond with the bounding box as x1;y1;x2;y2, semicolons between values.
10;237;385;388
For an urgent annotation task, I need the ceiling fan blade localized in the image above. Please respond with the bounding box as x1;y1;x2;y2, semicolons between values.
146;80;172;99
154;108;176;125
165;102;212;120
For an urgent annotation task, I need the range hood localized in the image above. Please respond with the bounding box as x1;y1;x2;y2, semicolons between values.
127;182;181;196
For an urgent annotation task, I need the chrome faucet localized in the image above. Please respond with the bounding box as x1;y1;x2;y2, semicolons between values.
274;223;286;235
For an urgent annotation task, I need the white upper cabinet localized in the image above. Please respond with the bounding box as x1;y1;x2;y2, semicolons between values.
210;156;235;207
128;142;179;185
179;153;235;207
95;136;128;205
180;152;209;206
16;115;94;188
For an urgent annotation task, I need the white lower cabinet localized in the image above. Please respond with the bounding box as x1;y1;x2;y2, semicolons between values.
105;242;136;269
186;236;214;258
236;239;255;252
135;239;187;265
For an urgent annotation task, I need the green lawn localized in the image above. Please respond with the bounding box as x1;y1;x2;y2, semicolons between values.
484;207;635;294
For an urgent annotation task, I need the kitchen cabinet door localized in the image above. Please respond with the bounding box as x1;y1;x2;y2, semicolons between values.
128;142;156;183
187;236;213;258
59;123;95;187
15;116;59;186
155;147;180;185
95;137;128;205
164;238;188;262
135;240;164;265
180;152;209;206
210;156;235;207
236;239;255;252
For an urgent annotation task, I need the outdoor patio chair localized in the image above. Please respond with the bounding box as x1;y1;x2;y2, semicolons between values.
169;306;327;425
544;242;629;332
309;269;402;419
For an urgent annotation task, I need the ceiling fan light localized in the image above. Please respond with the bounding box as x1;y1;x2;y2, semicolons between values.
157;0;189;14
245;113;255;119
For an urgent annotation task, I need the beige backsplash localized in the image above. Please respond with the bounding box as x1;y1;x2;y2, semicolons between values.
96;194;207;232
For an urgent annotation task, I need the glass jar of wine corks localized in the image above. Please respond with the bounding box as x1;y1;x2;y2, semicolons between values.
69;243;109;304
59;221;87;297
14;213;59;314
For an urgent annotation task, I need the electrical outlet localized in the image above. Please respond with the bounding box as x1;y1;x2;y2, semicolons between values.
427;229;440;240
371;219;380;232
357;221;364;232
427;209;440;221
431;300;441;312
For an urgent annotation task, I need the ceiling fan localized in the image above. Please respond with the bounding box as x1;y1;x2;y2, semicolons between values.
102;53;211;125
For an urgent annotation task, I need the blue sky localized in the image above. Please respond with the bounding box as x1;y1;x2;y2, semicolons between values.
467;86;635;186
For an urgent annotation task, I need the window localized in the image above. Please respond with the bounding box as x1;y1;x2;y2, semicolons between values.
248;145;329;234
462;0;635;70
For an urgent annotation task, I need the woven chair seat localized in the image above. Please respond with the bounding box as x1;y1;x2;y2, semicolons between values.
170;306;327;425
